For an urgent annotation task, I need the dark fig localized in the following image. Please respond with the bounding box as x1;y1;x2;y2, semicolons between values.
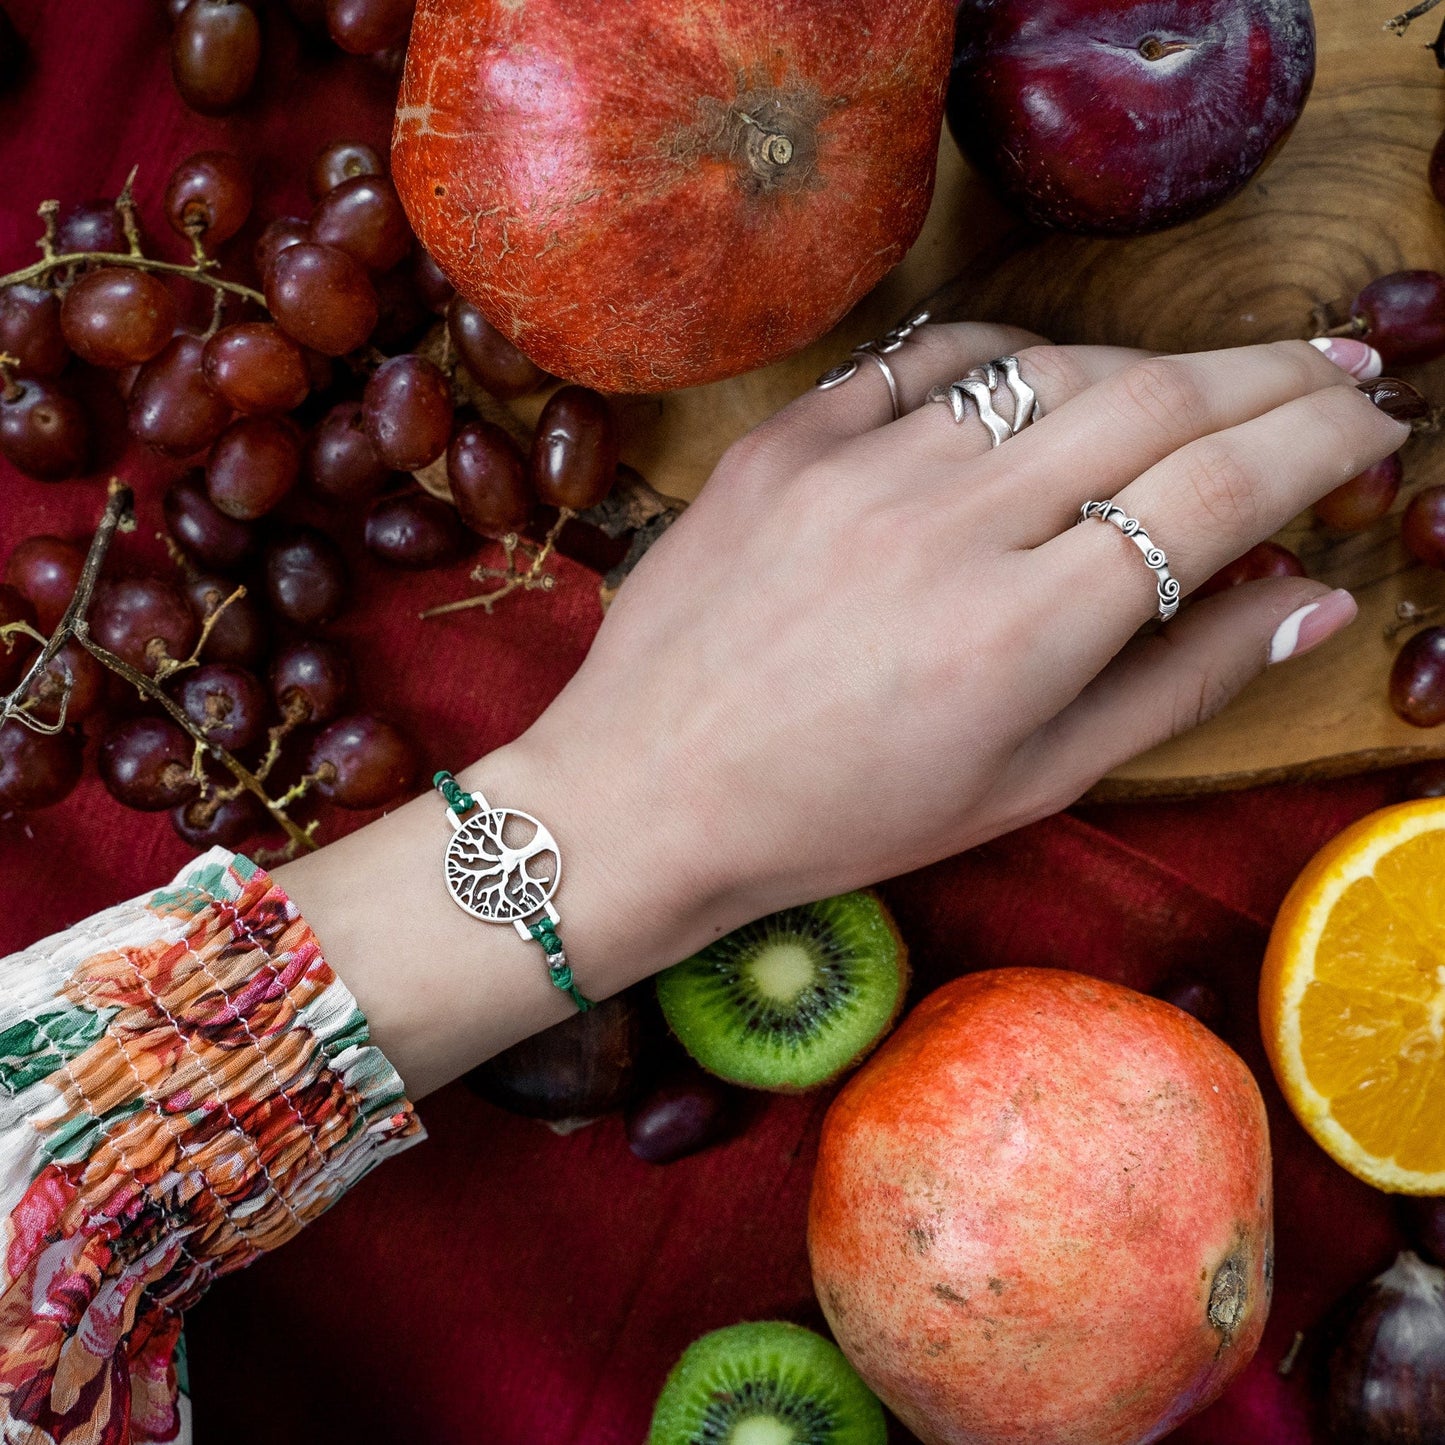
464;991;641;1122
1326;1251;1445;1444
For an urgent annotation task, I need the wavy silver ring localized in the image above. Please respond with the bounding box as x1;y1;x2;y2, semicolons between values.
926;356;1041;447
814;309;933;422
1076;501;1181;622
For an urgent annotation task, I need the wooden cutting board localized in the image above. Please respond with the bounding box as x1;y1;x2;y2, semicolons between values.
592;0;1445;800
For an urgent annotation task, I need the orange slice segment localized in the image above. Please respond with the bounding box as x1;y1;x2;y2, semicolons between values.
1261;799;1445;1194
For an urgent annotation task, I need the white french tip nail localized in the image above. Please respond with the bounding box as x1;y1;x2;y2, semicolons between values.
1268;603;1320;664
1308;336;1384;380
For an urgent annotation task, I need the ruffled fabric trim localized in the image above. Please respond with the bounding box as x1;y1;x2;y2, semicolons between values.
0;848;423;1444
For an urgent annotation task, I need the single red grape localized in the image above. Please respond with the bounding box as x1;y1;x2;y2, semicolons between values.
56;200;128;255
309;140;384;199
202;322;310;415
164;472;256;569
99;715;200;810
411;248;453;315
364;492;469;568
270;638;349;724
307;400;392;501
308;713;418;808
128;333;230;456
531;386;618;510
325;0;414;54
163;150;253;246
1195;542;1306;599
0;724;82;812
446;295;545;399
265;242;379;357
449;418;532;535
1315;454;1403;533
171;0;261;114
265;528;348;625
0;377;90;480
1155;976;1227;1033
0;584;37;690
626;1072;733;1164
254;217;310;284
6;535;84;632
1391;627;1445;727
1350;271;1445;367
310;174;410;273
175;663;268;751
185;575;268;667
362;354;453;469
368;267;430;352
281;0;327;32
0;285;69;378
206;415;303;519
22;640;108;726
171;789;265;849
60;268;176;368
91;576;199;676
1403;486;1445;569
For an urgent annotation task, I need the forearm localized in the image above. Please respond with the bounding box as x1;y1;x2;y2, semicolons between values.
272;725;729;1099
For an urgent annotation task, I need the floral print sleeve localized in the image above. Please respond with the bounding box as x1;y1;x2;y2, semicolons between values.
0;847;423;1445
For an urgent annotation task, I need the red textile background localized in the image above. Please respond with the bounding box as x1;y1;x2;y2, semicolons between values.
0;5;1420;1441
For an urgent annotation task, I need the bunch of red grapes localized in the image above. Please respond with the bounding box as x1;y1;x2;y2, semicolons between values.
1208;258;1445;726
167;0;418;116
0;133;623;847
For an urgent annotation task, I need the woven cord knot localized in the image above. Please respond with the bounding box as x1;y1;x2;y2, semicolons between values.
433;770;474;817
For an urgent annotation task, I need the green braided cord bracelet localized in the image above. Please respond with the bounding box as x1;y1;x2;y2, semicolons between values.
434;769;593;1012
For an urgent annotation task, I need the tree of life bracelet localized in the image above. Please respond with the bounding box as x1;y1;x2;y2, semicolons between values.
433;770;593;1013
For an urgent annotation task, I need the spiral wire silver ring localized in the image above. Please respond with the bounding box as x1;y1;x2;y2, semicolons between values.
1076;501;1181;622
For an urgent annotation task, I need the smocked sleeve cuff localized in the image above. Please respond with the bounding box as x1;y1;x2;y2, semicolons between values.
0;846;424;1445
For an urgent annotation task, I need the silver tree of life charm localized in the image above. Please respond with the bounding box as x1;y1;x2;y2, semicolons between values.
443;793;562;939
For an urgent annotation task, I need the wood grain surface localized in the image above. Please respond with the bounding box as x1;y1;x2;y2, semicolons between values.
594;0;1445;799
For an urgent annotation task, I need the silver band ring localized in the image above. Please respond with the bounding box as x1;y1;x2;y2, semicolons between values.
814;309;933;422
1076;501;1181;622
860;350;901;420
926;356;1041;447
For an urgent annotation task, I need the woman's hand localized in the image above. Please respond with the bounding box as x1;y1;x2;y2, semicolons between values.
280;325;1410;1096
510;326;1407;956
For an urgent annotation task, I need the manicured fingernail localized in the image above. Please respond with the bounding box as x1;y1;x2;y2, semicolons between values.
1268;589;1358;665
1309;336;1383;379
1359;377;1432;423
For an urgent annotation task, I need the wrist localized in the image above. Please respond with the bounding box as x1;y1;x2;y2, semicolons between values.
461;727;731;999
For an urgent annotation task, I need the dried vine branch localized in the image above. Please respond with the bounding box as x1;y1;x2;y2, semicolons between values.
0;482;318;854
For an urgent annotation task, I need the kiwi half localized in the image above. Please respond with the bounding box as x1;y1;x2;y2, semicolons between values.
655;891;907;1091
648;1320;886;1445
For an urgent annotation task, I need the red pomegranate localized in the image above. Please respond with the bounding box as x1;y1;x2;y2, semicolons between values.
808;969;1273;1445
392;0;953;393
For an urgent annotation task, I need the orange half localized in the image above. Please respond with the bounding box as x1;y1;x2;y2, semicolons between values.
1261;799;1445;1195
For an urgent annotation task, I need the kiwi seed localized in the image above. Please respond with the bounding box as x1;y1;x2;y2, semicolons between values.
647;1320;886;1445
655;891;908;1091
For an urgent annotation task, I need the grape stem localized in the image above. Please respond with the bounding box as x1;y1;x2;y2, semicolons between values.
0;482;318;854
1;179;266;308
1385;0;1442;34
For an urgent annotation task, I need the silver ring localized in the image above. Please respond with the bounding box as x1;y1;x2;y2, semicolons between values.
926;356;1040;447
814;309;933;422
1076;501;1181;622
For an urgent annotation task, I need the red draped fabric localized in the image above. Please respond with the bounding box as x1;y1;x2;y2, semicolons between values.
0;5;1410;1439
